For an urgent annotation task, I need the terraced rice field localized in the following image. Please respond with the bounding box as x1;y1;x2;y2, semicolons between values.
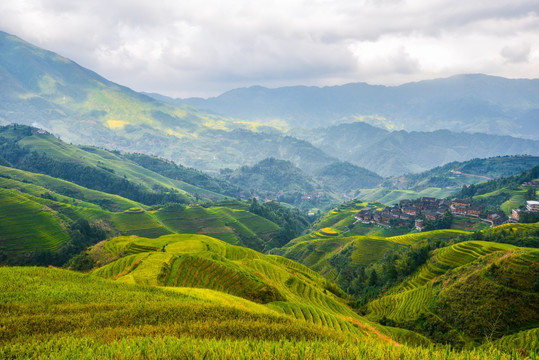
267;301;359;334
0;165;142;211
351;237;406;265
433;241;516;268
155;206;239;244
111;210;172;238
316;227;339;237
94;234;361;324
387;229;469;246
369;240;520;322
492;327;539;352
0;188;70;252
368;286;434;322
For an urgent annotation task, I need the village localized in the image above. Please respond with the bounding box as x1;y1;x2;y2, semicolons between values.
353;196;535;232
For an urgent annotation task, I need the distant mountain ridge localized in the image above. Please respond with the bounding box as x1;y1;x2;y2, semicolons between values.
181;74;539;140
294;122;539;176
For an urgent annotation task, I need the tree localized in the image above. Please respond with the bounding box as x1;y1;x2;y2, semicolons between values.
525;187;537;201
368;269;378;286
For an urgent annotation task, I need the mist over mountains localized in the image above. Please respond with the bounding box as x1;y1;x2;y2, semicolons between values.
182;75;539;140
2;29;539;182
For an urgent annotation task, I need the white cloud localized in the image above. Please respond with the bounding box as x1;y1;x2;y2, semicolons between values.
0;0;538;97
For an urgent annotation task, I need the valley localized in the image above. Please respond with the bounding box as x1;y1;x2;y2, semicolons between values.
0;29;538;359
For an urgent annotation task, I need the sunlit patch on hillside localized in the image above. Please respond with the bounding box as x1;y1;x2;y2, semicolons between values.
203;119;229;130
107;120;128;129
166;128;189;138
352;114;399;131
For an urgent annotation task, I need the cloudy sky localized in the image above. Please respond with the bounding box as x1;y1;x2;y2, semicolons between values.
1;0;538;97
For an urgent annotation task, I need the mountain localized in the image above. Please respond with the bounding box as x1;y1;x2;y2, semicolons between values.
182;74;539;140
293;122;539;176
0;31;336;173
313;161;383;198
218;158;339;210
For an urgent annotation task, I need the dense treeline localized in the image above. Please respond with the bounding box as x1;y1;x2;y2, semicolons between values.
470;226;539;248
329;238;447;308
248;198;311;248
0;138;189;207
125;153;239;196
459;166;539;198
387;156;539;190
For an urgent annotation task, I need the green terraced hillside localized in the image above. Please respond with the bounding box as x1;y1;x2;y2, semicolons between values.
367;241;539;346
0;187;70;253
0;125;228;204
0;166;290;264
1;266;527;359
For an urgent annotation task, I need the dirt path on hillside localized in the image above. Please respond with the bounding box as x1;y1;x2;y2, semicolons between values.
346;317;401;347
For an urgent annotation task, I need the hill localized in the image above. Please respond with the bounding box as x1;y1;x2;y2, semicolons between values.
1;264;524;358
0;31;337;174
218;158;340;210
0;163;309;264
455;166;539;215
294;123;539;176
0;124;227;204
313;161;383;198
274;216;539;348
366;240;539;347
182;74;539;140
387;155;539;191
356;156;539;205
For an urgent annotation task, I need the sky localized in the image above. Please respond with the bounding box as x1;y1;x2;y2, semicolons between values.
1;0;538;98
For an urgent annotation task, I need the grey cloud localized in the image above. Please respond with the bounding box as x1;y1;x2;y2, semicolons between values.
1;0;539;97
501;43;531;63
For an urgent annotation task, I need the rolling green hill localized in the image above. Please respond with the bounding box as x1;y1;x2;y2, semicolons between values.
456;166;539;215
0;124;234;204
358;156;539;205
0;164;299;264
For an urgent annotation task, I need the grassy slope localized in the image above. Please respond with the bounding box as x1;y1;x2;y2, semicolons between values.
0;167;282;255
11;130;225;200
0;187;70;252
473;187;529;215
0;267;524;360
89;233;440;347
0;165;141;211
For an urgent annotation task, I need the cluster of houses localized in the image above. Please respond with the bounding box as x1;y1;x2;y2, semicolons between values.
511;200;539;221
356;197;509;231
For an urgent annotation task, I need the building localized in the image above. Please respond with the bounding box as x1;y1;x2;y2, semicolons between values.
466;205;484;217
512;209;521;221
526;200;539;212
415;219;425;231
402;206;419;216
424;211;442;221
